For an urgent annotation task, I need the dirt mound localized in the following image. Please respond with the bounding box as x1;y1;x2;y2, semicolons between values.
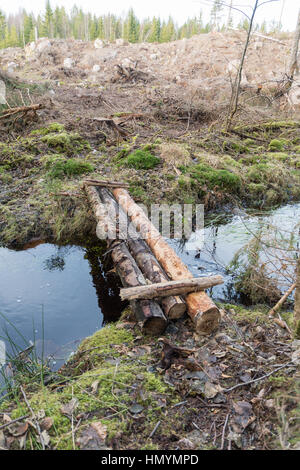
0;31;295;116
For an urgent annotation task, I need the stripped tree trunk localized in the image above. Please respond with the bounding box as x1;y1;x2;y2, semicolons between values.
85;184;167;335
112;188;221;335
99;188;186;319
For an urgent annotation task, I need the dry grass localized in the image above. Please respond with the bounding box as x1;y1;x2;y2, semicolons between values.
159;142;192;168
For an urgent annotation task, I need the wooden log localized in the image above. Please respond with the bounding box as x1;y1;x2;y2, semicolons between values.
127;238;186;319
120;275;224;301
110;240;167;335
98;188;186;319
84;184;167;335
83;179;130;189
112;188;221;335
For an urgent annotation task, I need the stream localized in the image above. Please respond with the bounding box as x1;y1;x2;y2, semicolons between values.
0;202;299;371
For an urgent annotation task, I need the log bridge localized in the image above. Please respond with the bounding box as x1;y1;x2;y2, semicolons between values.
83;179;223;336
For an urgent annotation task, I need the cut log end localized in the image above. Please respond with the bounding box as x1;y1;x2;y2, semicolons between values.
166;298;187;319
142;317;168;336
194;307;221;336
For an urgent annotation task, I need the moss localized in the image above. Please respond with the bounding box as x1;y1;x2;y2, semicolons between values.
125;150;160;170
79;324;134;358
189;164;241;191
41;132;91;155
2;322;177;450
223;303;271;325
248;182;266;193
43;155;94;179
30;123;65;136
268;139;289;152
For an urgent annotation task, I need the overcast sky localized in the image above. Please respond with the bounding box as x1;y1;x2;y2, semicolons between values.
1;0;299;31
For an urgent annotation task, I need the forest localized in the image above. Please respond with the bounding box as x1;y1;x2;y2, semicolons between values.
0;0;284;49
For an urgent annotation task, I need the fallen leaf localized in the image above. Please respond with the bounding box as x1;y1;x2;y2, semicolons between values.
76;425;110;450
41;430;51;447
2;414;11;424
232;401;255;433
91;422;107;441
60;398;79;417
40;417;54;431
7;422;28;437
91;380;100;394
204;382;223;399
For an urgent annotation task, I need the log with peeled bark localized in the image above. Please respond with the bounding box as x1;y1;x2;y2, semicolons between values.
112;188;221;335
120;275;224;301
98;188;186;319
84;184;167;335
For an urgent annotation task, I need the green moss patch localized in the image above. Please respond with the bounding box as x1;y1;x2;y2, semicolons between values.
126;150;160;170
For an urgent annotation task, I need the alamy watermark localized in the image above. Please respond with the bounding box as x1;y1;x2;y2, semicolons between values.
96;198;204;249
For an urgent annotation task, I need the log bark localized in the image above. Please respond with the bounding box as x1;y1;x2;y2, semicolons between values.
110;240;167;335
98;188;186;319
84;184;167;335
127;238;186;319
120;275;224;301
112;188;221;335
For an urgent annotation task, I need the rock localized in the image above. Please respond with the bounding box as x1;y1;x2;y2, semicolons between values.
178;438;194;450
36;38;51;55
63;58;74;69
94;38;104;49
92;64;100;73
150;54;158;60
116;38;127;46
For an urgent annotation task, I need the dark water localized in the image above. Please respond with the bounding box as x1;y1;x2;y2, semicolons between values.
0;202;299;370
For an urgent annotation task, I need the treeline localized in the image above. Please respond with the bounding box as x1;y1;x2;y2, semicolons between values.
0;0;284;49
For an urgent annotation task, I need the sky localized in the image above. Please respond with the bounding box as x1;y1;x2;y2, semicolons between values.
0;0;299;31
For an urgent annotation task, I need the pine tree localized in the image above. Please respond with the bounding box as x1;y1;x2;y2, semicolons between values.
148;17;161;42
42;0;53;37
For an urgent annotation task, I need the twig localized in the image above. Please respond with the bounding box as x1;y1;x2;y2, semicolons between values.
220;413;230;450
269;283;296;316
0;414;29;430
224;363;295;393
149;421;161;438
20;385;45;450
